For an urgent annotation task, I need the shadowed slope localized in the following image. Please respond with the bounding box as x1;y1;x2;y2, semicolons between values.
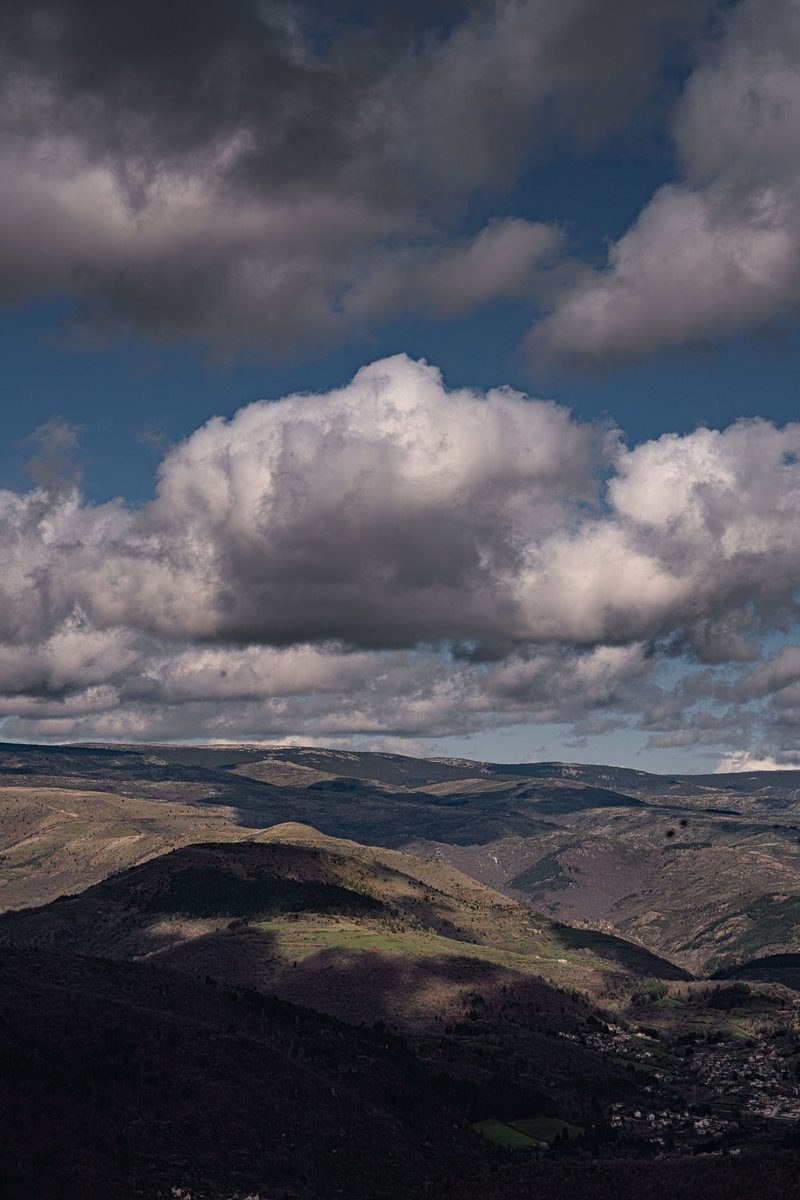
0;945;492;1200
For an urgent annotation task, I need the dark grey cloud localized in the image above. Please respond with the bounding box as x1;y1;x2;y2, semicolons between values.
0;0;715;349
1;0;355;190
693;645;800;767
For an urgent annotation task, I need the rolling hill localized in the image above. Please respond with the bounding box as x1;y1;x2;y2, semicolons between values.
0;824;688;1118
2;821;708;1142
1;741;799;974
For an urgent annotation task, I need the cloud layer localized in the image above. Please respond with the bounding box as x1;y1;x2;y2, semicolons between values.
0;0;711;351
0;353;799;760
5;1;800;365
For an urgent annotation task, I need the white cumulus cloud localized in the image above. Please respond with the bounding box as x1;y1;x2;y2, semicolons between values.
533;0;800;366
0;354;799;754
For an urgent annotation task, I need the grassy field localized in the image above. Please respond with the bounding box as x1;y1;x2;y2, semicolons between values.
473;1119;544;1148
510;1117;584;1143
474;1117;584;1147
253;917;583;975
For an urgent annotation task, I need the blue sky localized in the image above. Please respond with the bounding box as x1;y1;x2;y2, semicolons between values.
1;0;799;770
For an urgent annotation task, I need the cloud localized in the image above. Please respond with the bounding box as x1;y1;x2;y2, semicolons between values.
693;644;800;766
0;355;609;650
0;637;655;746
0;352;799;752
25;417;82;493
644;712;748;752
532;0;800;366
3;354;800;658
715;750;800;773
0;0;712;351
345;219;565;321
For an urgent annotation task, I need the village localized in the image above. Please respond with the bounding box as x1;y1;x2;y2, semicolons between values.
559;1013;800;1155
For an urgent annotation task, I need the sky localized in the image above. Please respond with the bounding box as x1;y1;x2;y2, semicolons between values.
1;0;800;771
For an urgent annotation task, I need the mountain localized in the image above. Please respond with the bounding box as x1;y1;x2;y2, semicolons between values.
0;820;688;986
713;952;800;991
0;824;693;1199
0;824;688;1125
1;767;799;1197
1;741;799;974
405;808;800;975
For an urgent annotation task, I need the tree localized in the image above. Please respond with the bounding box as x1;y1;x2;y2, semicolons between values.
631;979;668;1005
